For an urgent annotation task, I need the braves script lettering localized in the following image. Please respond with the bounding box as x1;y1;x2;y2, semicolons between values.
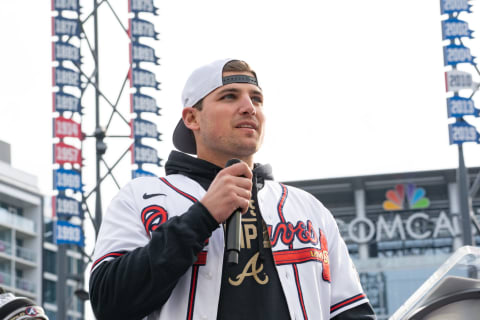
269;220;318;247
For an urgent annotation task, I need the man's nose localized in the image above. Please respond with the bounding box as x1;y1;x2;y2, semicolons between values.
238;94;256;115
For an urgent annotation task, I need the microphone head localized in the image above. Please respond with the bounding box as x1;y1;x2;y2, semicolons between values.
225;159;241;168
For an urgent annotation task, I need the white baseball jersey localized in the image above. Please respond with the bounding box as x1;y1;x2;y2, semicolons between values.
91;174;369;320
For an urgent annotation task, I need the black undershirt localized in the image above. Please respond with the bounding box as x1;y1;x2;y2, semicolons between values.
216;191;291;320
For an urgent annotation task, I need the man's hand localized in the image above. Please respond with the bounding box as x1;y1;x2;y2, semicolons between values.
200;161;253;223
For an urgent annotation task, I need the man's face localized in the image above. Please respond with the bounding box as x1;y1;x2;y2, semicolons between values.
193;71;265;163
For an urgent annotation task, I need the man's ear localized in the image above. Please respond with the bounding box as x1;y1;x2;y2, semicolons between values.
182;107;200;131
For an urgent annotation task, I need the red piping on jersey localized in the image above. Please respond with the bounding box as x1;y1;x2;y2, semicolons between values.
159;177;198;203
277;183;308;320
159;177;207;320
91;251;126;271
330;293;366;313
187;265;199;320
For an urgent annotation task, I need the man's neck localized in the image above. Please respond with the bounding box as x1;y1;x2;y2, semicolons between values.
196;150;254;169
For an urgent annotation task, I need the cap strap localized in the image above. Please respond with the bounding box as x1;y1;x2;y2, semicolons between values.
222;75;258;86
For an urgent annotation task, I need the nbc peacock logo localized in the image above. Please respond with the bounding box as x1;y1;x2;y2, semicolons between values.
382;183;430;211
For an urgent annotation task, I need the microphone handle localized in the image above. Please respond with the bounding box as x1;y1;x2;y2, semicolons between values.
225;159;243;265
226;210;241;264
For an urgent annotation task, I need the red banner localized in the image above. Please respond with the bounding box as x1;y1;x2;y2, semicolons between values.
54;116;82;139
54;142;82;166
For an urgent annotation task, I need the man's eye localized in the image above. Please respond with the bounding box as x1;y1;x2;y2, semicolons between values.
252;96;263;104
221;94;236;100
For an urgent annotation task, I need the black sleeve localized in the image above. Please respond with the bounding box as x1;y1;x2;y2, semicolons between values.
89;202;219;320
332;302;376;320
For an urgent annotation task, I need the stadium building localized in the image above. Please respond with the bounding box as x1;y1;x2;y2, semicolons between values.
286;167;480;319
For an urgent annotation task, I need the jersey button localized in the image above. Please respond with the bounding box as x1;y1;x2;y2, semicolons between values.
206;272;213;279
200;315;207;320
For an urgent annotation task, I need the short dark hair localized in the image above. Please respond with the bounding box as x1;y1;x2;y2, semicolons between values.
193;60;256;111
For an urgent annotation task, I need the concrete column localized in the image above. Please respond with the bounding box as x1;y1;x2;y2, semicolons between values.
354;188;369;260
448;182;463;250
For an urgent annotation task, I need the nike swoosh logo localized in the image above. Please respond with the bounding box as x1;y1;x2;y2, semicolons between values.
142;193;166;199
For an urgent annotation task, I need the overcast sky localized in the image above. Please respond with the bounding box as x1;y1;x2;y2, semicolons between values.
1;1;480;195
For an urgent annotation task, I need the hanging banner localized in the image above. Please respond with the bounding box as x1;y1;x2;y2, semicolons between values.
53;41;81;63
54;142;82;166
132;168;156;179
53;116;82;139
54;220;84;247
441;18;473;40
53;66;81;88
448;121;480;144
53;17;80;37
440;0;471;15
131;118;161;140
445;70;475;92
131;143;162;166
53;168;83;192
129;18;159;39
129;0;158;14
52;195;83;219
53;92;82;114
130;42;159;64
447;96;479;118
130;67;160;89
52;0;80;12
443;43;475;66
130;93;160;114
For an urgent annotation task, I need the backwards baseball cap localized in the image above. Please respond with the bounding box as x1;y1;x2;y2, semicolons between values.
0;291;48;320
173;58;259;154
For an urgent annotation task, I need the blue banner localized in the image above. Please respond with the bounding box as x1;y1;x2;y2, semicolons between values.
54;66;81;88
447;96;478;118
53;17;80;37
54;42;81;63
440;0;471;14
131;93;160;114
129;0;158;15
131;42;159;64
53;168;83;192
448;121;480;144
53;92;82;114
55;220;84;247
132;143;162;166
443;44;475;66
131;67;160;89
132;168;157;179
130;18;159;39
53;195;83;219
442;18;473;40
52;0;80;12
132;118;161;140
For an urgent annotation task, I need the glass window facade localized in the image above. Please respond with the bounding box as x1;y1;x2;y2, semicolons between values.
44;279;56;304
44;250;57;274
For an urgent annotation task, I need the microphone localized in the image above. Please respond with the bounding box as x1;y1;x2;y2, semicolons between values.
225;159;243;265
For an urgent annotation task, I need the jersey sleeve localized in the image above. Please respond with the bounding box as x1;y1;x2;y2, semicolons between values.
89;179;219;320
323;206;372;318
90;181;149;271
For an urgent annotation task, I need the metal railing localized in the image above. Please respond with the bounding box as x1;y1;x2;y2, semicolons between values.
0;208;36;233
0;270;12;287
0;240;12;255
16;245;36;262
15;277;36;293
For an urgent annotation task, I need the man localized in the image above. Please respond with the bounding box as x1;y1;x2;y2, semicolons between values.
90;59;375;320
